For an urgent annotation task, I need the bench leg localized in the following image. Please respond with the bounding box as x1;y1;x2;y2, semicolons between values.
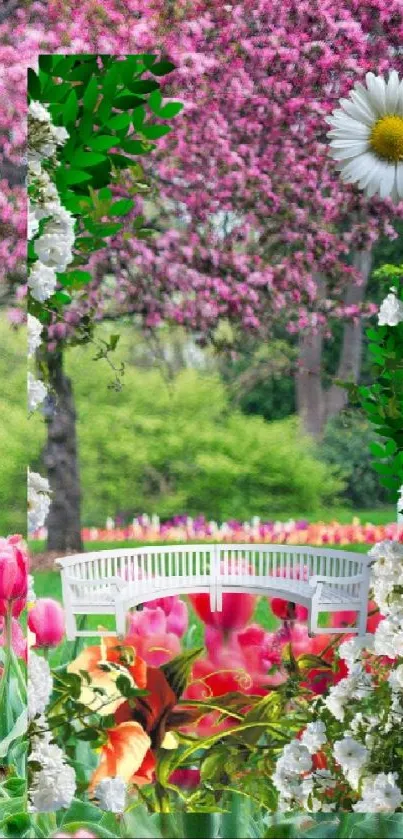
65;610;77;641
116;605;127;640
357;608;367;636
209;586;216;612
308;603;318;637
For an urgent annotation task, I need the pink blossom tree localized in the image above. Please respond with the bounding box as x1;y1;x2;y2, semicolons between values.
2;0;403;543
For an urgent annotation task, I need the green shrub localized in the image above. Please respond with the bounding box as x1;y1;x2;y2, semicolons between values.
65;341;343;523
0;318;44;535
320;412;388;509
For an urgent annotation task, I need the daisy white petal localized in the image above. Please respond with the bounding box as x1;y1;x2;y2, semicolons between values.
386;70;400;113
396;163;403;198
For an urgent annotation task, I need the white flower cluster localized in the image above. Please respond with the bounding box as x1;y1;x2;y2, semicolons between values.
324;662;373;722
369;540;403;657
28;371;47;413
378;288;403;327
28;652;53;720
27;314;43;358
353;773;403;813
29;726;76;812
27;468;51;535
28;100;69;164
333;736;369;791
95;776;127;814
273;723;335;812
28;101;75;303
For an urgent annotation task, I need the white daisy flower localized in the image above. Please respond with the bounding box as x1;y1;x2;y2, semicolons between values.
326;71;403;202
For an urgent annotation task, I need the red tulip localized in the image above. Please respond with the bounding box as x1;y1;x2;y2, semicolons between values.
0;535;28;617
270;598;308;621
28;598;65;647
169;768;200;789
188;591;255;631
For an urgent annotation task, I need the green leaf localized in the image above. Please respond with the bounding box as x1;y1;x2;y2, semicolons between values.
60;270;92;288
109;153;138;169
369;442;385;458
109;199;135;216
107;113;131;131
141;123;171;139
76;728;100;741
64;89;79;125
98;188;113;201
114;93;146;110
63;169;92;185
150;60;176;76
0;712;27;759
120;139;149;155
53;55;76;79
79;112;93;142
161;647;204;699
82;75;99;111
52;291;72;305
132;106;146;130
128;79;160;94
87;135;117;151
28;68;41;99
42;82;70;103
70;150;107;168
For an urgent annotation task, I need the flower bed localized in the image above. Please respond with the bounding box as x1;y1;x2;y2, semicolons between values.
31;515;403;547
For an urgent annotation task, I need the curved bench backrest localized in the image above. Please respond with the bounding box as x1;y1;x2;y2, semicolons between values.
57;544;369;592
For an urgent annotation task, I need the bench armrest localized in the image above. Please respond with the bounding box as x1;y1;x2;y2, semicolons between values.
309;574;364;587
65;575;126;591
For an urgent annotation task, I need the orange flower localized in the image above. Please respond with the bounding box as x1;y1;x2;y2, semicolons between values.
90;721;155;791
68;635;147;715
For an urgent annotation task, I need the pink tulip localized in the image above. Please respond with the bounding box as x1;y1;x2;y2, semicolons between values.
0;535;28;617
28;598;65;647
166;598;188;636
128;606;167;637
129;631;181;667
0;616;27;660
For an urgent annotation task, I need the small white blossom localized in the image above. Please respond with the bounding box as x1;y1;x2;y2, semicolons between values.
34;232;73;272
28;261;57;302
333;737;368;772
300;721;327;755
28;469;51;534
29;101;51;123
28;653;53;719
95;776;127;814
27;314;43;357
378;291;403;327
28;372;47;413
29;730;76;812
353;773;403;813
388;663;403;692
281;741;312;774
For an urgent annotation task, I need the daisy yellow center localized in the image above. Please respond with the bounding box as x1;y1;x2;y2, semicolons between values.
370;114;403;162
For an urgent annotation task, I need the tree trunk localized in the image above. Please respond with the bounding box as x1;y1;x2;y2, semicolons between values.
43;349;83;552
296;248;373;438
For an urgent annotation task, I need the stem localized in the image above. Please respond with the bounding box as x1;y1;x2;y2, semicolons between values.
221;791;246;839
182;813;218;839
0;604;13;701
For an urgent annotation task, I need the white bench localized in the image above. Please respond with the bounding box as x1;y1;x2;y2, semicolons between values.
56;543;371;640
